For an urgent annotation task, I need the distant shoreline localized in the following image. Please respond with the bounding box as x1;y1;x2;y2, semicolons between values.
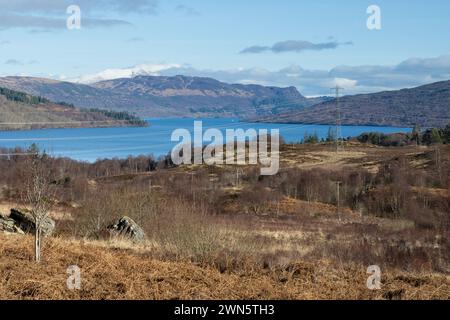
254;119;414;130
146;116;413;129
0;121;149;133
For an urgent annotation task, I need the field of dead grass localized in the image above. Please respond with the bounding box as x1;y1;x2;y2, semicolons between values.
1;143;449;300
1;233;449;300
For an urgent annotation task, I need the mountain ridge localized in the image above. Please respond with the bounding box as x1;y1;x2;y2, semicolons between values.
257;80;450;128
2;75;448;128
0;75;329;118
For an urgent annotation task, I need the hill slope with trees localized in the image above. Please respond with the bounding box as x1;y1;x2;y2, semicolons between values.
0;87;146;131
259;80;450;128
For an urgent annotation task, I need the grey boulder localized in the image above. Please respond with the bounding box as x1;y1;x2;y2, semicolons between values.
0;215;24;234
107;216;146;242
9;209;56;236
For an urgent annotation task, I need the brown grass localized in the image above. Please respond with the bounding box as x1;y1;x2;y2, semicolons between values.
1;233;449;300
1;143;449;300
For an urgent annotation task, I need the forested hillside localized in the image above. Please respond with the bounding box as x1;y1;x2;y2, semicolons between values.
0;87;146;130
259;80;450;128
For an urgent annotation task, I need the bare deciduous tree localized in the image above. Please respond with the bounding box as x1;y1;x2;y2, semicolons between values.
25;148;54;263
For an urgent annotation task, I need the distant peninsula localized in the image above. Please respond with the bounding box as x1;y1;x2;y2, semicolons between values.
0;87;147;131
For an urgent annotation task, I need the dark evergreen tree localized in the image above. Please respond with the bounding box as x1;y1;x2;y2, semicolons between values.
443;124;450;144
422;128;443;145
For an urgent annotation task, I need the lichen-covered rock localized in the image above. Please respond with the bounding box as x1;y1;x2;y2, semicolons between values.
9;209;55;236
0;215;24;234
107;216;146;242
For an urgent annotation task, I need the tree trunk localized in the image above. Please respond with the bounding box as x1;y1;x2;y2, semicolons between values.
35;219;41;263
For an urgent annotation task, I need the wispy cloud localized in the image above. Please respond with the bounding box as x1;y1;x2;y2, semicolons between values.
5;59;24;66
240;40;353;54
5;59;39;66
240;45;269;54
0;0;159;15
0;13;131;31
175;5;200;16
0;0;157;31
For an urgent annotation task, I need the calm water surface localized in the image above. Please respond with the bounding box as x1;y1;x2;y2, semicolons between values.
0;118;411;162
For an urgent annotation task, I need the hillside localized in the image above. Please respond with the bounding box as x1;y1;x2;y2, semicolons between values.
1;143;449;300
0;76;329;118
259;80;450;128
0;87;146;131
3;75;449;127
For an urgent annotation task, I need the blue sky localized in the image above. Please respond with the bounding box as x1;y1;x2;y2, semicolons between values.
1;0;450;95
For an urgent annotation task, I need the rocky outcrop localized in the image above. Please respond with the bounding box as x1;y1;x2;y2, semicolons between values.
0;215;24;234
9;209;55;236
107;216;146;242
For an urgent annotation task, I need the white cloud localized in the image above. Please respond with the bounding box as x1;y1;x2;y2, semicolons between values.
331;78;358;89
236;79;271;86
67;55;450;95
71;63;182;83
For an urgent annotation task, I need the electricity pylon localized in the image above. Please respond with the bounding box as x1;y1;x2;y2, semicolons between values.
331;86;344;153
